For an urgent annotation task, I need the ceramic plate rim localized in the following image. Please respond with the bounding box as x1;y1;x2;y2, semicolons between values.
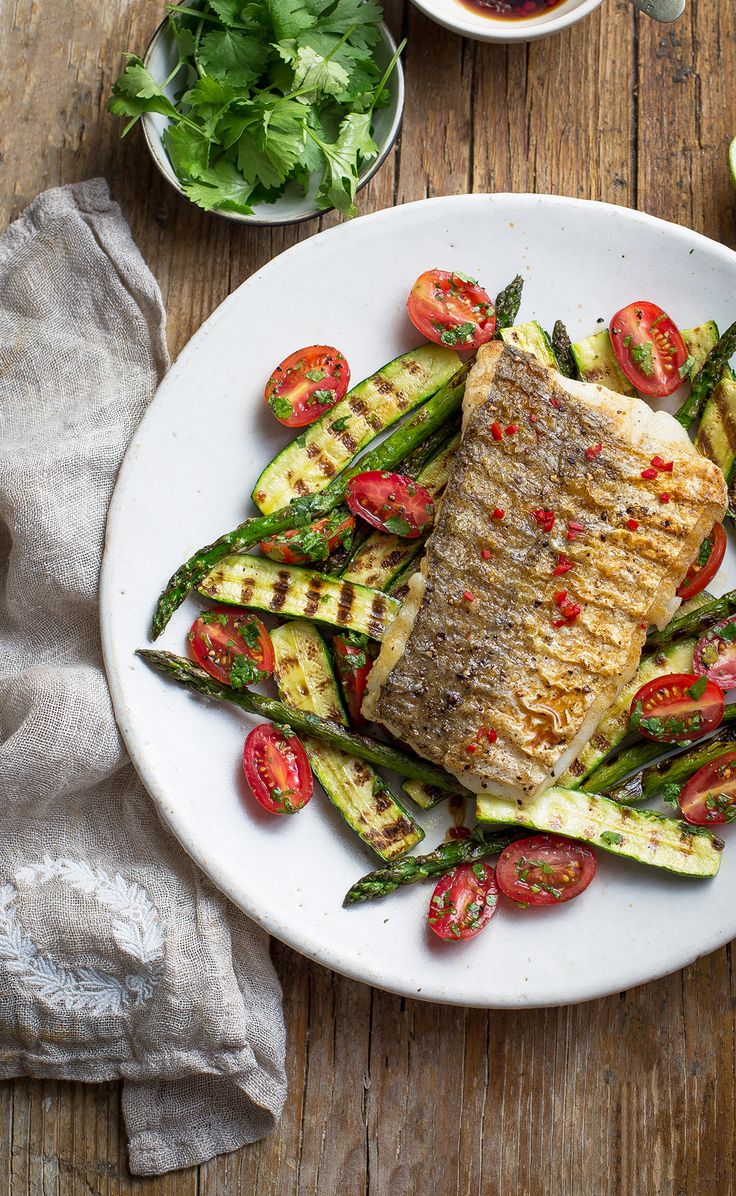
101;193;736;1008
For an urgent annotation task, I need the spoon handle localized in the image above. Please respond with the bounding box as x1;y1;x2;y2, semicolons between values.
630;0;686;21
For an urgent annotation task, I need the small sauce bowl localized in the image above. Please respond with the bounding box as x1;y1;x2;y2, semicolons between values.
408;0;603;43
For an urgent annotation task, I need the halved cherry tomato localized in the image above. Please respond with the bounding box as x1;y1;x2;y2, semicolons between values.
629;672;724;743
496;834;596;906
260;512;355;566
189;607;274;687
407;269;496;350
242;722;313;815
346;471;434;538
427;861;499;941
609;301;689;397
677;523;727;600
333;634;373;726
265;345;350;428
679;750;736;825
694;615;736;692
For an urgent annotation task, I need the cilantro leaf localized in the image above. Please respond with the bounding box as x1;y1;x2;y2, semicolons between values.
312;0;383;49
267;0;317;40
292;45;350;97
163;123;211;180
686;675;708;700
181;160;255;213
312;111;377;217
197;28;270;87
209;0;248;24
232;99;307;188
108;56;179;132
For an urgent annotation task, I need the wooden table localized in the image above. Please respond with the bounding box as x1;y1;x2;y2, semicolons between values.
2;0;735;1191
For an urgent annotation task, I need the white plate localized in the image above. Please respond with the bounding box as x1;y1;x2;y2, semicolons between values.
101;194;736;1008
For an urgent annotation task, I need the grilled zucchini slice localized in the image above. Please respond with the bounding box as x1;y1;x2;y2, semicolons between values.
500;321;558;368
475;787;723;878
198;555;399;640
252;344;460;514
696;377;736;510
270;621;424;860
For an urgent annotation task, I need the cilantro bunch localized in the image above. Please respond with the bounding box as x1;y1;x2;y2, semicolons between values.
109;0;403;218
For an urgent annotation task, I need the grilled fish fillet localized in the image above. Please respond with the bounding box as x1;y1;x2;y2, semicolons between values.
363;343;727;799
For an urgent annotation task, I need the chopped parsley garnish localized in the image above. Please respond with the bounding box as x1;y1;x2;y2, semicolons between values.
330;415;351;432
715;621;736;643
661;782;683;807
383;514;413;536
697;537;714;567
269;394;294;421
229;653;267;690
630;342;654;376
686;676;708;701
600;831;624;847
679;353;696;379
199;610;228;626
433;320;476;347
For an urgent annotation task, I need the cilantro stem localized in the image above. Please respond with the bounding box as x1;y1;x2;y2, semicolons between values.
369;37;406;112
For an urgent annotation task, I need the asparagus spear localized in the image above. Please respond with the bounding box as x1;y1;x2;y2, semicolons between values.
151;366;468;638
494;275;524;332
551;320;577;379
582;703;736;796
676;320;736;430
137;650;458;790
608;724;736;805
400;413;462;478
645;587;736;654
343;830;522;905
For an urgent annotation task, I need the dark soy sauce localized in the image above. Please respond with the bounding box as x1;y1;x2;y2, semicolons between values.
458;0;566;18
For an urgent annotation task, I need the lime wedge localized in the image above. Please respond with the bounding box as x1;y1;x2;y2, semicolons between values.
730;135;736;190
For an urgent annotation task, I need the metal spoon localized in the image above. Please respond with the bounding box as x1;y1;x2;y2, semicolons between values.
630;0;686;21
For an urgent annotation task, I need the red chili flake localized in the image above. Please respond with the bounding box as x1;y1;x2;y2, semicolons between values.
552;553;573;576
659;492;670;503
505;424;518;436
449;826;473;840
530;413;539;424
626;518;640;531
640;467;658;480
552;618;567;628
492;507;505;520
562;602;581;620
481;548;492;560
465;743;478;754
567;520;585;541
532;508;556;533
585;443;603;461
553;590;568;606
462;590;475;602
486;728;498;744
549;397;564;410
491;422;503;441
651;456;674;472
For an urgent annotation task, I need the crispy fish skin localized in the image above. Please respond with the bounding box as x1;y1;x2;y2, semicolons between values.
363;344;727;799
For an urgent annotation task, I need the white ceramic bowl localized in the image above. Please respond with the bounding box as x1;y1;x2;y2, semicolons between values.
141;17;404;225
408;0;604;44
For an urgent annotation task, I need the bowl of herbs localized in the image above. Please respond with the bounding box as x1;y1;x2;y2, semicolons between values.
109;1;405;224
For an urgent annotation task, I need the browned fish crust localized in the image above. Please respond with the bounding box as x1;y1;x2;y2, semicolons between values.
364;345;727;797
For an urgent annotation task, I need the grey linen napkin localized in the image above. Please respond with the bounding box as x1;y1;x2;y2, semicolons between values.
0;180;286;1176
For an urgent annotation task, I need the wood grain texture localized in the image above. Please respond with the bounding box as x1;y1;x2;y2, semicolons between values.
2;0;736;1191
